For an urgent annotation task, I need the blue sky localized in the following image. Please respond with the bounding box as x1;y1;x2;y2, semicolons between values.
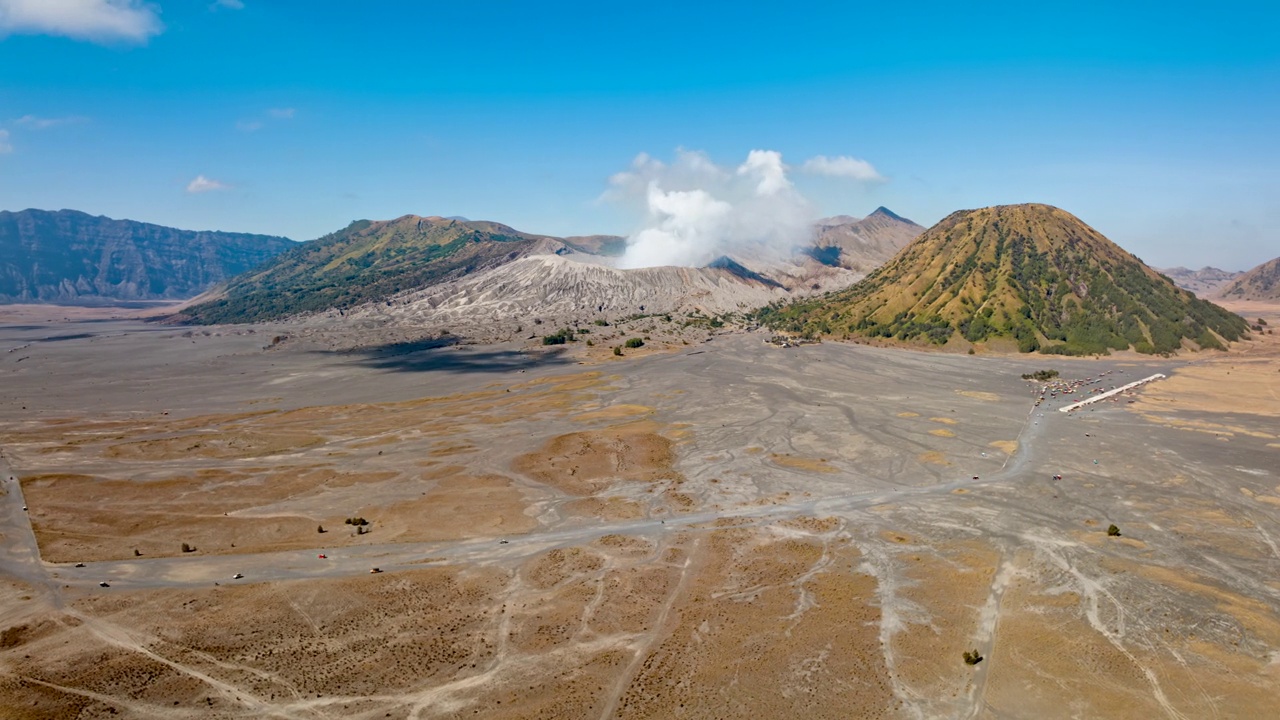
1;0;1277;269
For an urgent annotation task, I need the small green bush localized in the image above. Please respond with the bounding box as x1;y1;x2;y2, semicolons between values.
624;337;644;348
542;328;576;345
1107;524;1121;537
1020;369;1059;381
962;649;983;665
613;346;623;356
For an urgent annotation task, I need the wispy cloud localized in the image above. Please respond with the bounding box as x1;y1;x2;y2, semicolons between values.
14;114;88;129
210;0;244;9
0;0;163;45
236;107;295;132
186;175;229;193
801;155;885;182
0;129;11;154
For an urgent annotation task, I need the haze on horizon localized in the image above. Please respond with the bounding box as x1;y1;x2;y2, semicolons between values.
0;0;1277;270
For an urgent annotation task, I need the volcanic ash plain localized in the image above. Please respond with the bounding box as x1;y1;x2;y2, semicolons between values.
1;308;1278;719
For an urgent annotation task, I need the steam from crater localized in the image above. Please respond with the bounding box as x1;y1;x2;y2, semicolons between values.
605;149;816;269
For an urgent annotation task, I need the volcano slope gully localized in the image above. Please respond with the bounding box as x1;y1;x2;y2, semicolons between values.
0;315;1278;719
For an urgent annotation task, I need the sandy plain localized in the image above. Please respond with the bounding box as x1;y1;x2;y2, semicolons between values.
1;304;1278;718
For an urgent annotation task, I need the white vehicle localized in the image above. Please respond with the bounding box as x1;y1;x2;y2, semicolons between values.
232;573;244;579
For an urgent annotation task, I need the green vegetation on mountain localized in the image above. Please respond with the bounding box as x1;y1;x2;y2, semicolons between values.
0;209;292;303
182;216;561;323
756;204;1248;355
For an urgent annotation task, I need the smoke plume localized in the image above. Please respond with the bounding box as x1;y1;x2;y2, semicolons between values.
605;149;816;269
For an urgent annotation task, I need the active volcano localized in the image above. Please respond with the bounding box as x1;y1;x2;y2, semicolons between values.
758;203;1248;355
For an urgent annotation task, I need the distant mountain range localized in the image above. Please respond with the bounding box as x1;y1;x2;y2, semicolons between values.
1158;266;1242;296
0;209;293;303
757;204;1248;355
1219;256;1280;301
5;205;1263;359
179;209;922;324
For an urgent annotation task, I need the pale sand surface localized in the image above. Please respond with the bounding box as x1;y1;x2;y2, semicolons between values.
1;312;1278;718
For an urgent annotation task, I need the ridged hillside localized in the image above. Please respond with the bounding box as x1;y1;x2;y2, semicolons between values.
1219;257;1280;301
758;204;1248;355
182;215;572;323
806;207;924;271
0;209;293;303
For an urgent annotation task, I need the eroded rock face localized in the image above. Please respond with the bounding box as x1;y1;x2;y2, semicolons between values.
0;209;293;303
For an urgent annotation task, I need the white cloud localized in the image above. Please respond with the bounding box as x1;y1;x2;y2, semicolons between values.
235;119;263;132
605;149;815;269
267;107;295;119
186;175;228;193
0;129;11;154
14;114;87;129
801;154;885;182
211;0;244;9
0;0;163;44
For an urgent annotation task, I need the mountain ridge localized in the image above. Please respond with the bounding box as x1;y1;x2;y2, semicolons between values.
0;208;293;304
1158;266;1242;296
179;214;579;324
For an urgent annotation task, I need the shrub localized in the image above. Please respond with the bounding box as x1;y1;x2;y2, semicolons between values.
1107;524;1121;537
542;328;576;345
594;319;609;326
962;649;983;665
624;337;645;348
181;543;195;553
317;525;325;534
612;346;623;356
1021;369;1059;381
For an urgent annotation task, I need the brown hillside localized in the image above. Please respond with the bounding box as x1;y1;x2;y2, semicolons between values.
1219;256;1280;301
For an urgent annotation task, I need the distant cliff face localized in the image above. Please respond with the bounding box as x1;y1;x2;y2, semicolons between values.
0;209;294;303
